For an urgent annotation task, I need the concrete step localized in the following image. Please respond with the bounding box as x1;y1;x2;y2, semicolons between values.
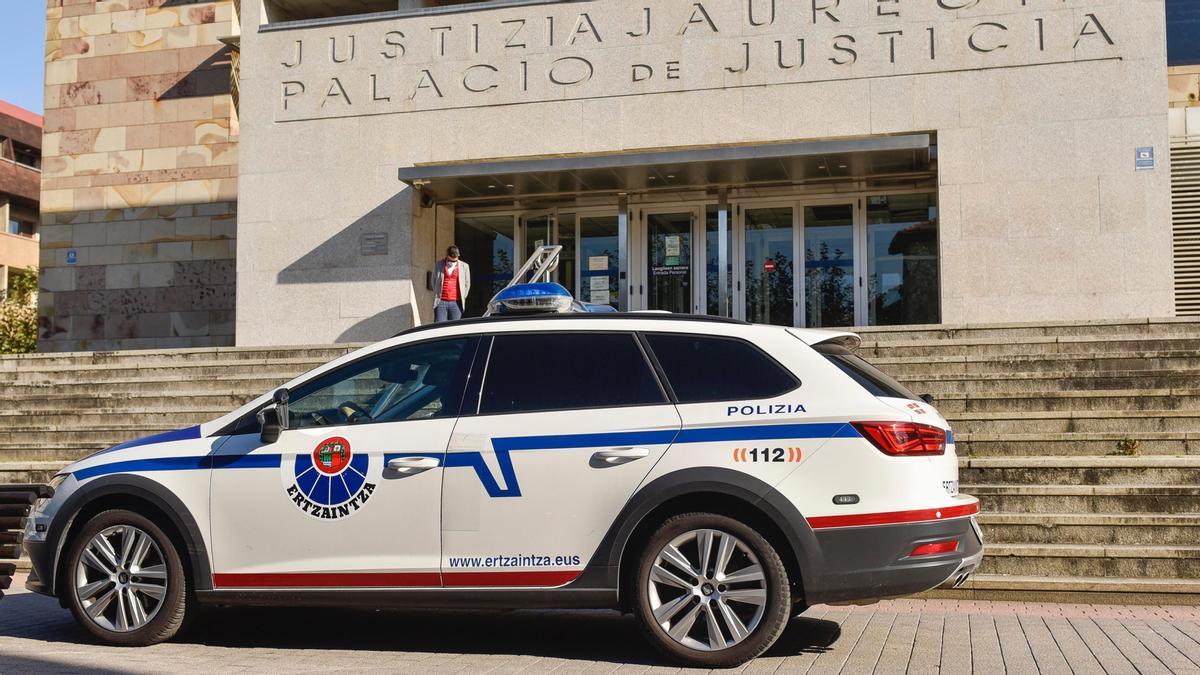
0;443;118;462
0;426;177;446
956;431;1200;456
899;370;1200;393
932;389;1200;414
0;375;286;397
875;351;1200;377
0;462;69;484
949;410;1200;434
932;574;1200;605
858;334;1200;359
0;392;255;412
979;544;1200;579
960;456;1200;486
979;512;1200;546
968;484;1200;514
0;409;230;428
855;318;1200;342
0;344;358;371
0;360;324;384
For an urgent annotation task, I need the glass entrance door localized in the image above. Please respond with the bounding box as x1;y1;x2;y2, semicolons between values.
645;210;695;314
742;206;796;326
578;214;619;308
455;214;515;319
803;203;858;328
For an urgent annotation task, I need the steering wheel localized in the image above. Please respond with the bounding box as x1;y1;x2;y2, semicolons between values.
338;401;373;424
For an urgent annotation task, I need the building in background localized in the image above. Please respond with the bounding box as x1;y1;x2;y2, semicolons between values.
40;0;1182;350
1169;0;1200;315
39;0;237;351
0;100;41;300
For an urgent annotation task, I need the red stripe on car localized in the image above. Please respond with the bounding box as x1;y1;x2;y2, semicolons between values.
807;503;979;530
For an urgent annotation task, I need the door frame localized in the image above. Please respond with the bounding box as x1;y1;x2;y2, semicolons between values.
796;197;865;328
634;205;704;313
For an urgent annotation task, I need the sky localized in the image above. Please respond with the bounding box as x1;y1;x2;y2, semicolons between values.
0;1;47;114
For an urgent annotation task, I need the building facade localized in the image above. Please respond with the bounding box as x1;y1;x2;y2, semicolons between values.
39;0;237;351
41;0;1175;350
0;101;41;299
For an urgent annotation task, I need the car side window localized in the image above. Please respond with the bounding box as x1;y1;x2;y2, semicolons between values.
478;332;666;415
643;333;799;403
286;338;473;429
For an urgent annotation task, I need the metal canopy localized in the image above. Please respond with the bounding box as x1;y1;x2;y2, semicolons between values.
398;134;932;203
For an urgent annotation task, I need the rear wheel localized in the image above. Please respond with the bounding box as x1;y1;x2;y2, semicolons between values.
633;513;790;668
64;509;188;646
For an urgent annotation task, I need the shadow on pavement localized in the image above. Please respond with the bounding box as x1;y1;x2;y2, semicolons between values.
2;588;842;666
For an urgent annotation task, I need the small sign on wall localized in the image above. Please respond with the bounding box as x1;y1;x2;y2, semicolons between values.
66;250;77;266
1135;147;1155;171
360;233;389;256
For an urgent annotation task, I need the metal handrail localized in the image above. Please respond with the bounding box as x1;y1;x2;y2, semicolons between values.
502;245;563;289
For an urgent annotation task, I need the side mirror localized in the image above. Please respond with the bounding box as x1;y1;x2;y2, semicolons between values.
920;393;936;405
257;388;290;445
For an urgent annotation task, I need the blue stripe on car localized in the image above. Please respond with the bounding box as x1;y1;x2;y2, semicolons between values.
71;422;860;497
88;426;203;458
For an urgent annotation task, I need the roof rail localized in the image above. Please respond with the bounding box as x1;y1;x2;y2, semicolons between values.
395;312;750;338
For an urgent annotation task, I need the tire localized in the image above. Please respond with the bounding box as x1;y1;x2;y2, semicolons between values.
63;509;188;646
633;512;790;668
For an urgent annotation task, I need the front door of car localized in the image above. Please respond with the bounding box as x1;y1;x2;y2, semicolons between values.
440;331;681;587
209;336;479;589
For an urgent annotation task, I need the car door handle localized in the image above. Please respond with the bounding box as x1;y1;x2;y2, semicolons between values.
592;447;651;465
387;457;440;474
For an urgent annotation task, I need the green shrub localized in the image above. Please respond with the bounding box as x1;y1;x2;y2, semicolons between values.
0;269;38;354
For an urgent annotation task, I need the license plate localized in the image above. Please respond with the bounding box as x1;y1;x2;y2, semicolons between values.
943;480;959;495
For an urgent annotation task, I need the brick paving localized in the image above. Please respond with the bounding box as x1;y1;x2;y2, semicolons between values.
1;574;1199;673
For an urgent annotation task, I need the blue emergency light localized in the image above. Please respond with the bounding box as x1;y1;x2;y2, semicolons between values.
488;282;575;315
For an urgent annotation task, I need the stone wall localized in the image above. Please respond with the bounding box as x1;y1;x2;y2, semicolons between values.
39;0;238;352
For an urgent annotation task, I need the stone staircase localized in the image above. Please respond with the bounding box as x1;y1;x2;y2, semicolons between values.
856;318;1200;604
2;318;1199;603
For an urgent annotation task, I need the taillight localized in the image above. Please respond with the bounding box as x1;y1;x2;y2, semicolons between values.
851;422;946;457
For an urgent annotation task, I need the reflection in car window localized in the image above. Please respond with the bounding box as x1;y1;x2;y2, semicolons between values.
286;338;471;428
479;333;665;415
644;333;799;403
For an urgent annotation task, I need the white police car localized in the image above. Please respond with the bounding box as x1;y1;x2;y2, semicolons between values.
24;276;980;667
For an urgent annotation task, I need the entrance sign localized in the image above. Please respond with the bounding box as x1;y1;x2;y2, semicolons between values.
764;259;777;273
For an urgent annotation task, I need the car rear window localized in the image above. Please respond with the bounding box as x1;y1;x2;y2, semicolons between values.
643;333;799;403
813;343;920;401
479;332;666;414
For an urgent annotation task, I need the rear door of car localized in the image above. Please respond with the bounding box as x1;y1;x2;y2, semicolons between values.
439;330;681;588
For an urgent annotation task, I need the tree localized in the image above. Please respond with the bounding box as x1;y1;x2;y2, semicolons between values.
0;269;38;354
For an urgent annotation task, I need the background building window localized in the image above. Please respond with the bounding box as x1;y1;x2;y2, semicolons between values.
1168;0;1200;67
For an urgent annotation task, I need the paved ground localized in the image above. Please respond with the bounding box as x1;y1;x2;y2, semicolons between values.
2;575;1199;673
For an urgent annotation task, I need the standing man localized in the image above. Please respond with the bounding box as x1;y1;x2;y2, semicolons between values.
433;245;471;322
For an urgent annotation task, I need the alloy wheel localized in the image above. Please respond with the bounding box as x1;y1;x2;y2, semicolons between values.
74;525;169;633
646;528;768;651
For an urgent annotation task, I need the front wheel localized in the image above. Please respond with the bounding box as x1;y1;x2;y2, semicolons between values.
633;513;791;668
64;509;188;646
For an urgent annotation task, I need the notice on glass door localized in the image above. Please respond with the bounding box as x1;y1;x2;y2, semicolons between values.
590;290;610;305
664;236;681;257
588;255;609;271
589;276;610;292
